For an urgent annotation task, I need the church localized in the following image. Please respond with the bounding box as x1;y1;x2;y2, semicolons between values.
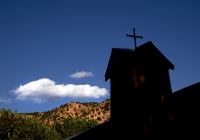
63;29;200;140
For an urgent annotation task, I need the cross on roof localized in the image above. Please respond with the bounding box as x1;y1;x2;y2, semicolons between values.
127;28;143;50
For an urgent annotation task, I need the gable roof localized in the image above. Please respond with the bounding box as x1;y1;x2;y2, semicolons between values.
104;41;175;82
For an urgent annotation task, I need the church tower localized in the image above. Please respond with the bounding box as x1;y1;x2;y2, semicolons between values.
104;40;175;139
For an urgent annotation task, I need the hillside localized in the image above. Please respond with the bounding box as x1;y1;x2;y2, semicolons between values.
16;98;111;128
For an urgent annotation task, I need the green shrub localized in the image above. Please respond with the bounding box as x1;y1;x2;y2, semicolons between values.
91;109;95;114
81;110;91;118
97;117;101;121
60;105;65;109
96;108;99;111
60;117;65;121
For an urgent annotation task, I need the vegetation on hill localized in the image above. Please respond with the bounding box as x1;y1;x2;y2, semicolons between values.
0;98;110;139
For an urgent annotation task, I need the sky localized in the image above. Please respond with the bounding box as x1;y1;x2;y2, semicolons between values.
0;0;200;115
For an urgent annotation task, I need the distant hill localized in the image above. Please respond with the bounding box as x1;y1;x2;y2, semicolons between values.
17;98;111;128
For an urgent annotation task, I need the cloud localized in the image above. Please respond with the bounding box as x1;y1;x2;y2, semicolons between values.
0;96;12;104
69;71;94;79
8;78;109;105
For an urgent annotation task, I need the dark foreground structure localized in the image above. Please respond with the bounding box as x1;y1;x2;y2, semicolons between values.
64;41;200;140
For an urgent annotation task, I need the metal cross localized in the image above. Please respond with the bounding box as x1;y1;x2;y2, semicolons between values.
127;28;143;50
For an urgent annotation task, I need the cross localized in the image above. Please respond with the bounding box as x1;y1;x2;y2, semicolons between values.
127;28;143;50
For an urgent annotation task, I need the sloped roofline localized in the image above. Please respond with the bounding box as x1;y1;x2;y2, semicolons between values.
104;41;175;82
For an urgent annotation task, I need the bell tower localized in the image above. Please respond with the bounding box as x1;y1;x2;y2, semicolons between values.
105;41;175;139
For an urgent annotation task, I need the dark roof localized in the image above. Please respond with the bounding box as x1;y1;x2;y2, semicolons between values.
171;81;200;103
63;120;111;140
104;41;175;82
172;81;200;95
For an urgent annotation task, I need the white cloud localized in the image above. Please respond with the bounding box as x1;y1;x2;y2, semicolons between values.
69;71;94;79
8;78;109;105
0;96;12;104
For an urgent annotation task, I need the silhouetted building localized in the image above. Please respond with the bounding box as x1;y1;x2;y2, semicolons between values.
170;81;200;139
63;41;200;140
104;41;175;139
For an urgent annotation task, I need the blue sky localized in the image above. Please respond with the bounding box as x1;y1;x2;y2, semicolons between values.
0;0;200;115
